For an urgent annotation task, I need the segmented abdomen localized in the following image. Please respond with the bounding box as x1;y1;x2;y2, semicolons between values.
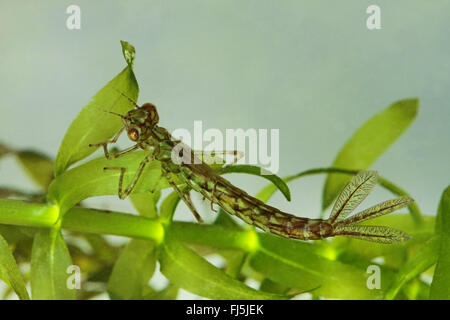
179;165;330;240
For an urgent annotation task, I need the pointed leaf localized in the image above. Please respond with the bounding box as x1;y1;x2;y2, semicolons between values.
430;185;450;299
0;234;30;300
54;41;139;176
214;209;247;278
108;239;157;300
16;150;54;190
120;40;135;67
323;98;418;210
159;191;182;223
30;229;76;299
259;278;291;295
142;283;179;300
130;190;161;218
384;237;438;299
83;233;119;265
159;232;289;300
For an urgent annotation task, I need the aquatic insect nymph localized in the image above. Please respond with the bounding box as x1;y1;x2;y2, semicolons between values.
90;88;412;243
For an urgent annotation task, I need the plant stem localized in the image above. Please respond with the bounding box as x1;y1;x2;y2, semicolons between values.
62;207;164;244
377;176;422;225
169;221;256;252
0;199;249;250
0;199;58;227
62;208;253;250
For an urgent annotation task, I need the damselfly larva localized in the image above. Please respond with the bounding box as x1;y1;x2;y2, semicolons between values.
90;89;412;244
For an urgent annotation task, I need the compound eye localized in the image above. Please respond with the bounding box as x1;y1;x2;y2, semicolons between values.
127;128;139;141
142;103;159;124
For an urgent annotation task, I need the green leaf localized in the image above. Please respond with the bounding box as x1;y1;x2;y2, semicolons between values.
142;283;179;300
48;151;163;214
130;190;161;218
54;41;139;176
214;210;247;278
434;186;450;236
159;232;289;300
322;99;418;210
30;229;76;299
0;234;30;300
430;185;450;299
120;40;136;67
402;278;430;300
250;233;382;299
16;150;54;190
107;239;157;300
221;250;247;279
159;190;182;223
82;233;120;265
219;165;291;201
259;278;291;295
0;225;31;244
384;236;438;300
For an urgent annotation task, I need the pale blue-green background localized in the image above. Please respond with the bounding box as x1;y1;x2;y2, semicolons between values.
1;1;449;221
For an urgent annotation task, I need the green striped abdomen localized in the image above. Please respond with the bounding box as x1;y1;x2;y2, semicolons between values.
178;165;332;240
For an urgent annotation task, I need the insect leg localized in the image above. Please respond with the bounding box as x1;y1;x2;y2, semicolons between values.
104;154;152;199
109;144;141;159
210;181;218;213
165;173;204;223
194;150;244;166
89;127;138;159
184;191;204;223
229;150;244;164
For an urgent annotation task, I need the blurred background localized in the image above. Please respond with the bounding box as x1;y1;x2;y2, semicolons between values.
0;0;449;279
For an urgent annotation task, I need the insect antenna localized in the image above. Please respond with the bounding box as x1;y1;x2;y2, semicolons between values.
99;108;133;121
100;109;124;118
108;85;140;109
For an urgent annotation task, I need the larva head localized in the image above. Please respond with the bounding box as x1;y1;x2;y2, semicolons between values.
104;87;160;142
120;103;159;142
